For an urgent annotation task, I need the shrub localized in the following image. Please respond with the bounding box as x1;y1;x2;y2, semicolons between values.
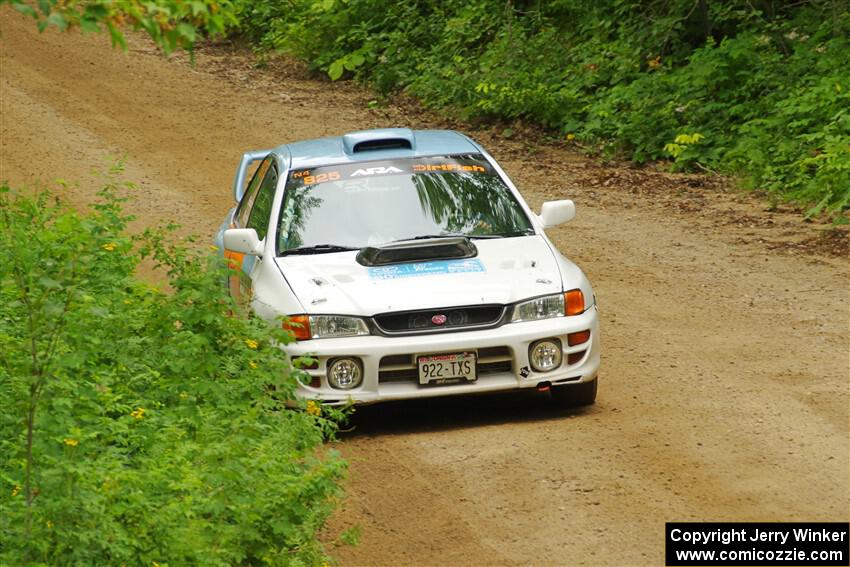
0;177;346;566
228;0;850;219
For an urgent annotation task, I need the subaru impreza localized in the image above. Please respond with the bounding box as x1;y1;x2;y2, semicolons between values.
216;128;599;406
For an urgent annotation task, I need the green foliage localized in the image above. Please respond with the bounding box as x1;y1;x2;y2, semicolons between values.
1;0;237;53
0;174;346;565
229;0;850;219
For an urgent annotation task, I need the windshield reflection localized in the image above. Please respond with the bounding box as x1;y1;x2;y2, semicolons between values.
276;156;533;254
412;172;533;236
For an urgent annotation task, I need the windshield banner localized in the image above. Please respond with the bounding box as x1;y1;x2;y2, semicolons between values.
287;155;496;188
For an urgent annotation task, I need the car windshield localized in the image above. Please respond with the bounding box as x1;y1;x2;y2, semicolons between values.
277;154;533;253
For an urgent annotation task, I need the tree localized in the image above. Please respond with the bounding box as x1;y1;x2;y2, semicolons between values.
1;0;236;53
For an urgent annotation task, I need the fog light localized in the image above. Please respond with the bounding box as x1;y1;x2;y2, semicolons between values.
529;339;562;373
327;357;363;390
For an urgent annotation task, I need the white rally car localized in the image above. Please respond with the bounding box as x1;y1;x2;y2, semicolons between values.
216;128;599;406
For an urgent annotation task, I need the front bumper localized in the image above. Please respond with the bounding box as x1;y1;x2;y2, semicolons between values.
285;305;600;405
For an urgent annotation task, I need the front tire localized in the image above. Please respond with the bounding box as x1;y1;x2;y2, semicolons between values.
551;378;597;407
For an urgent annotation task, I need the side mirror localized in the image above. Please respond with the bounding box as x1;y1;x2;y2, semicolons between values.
539;199;576;228
223;228;264;256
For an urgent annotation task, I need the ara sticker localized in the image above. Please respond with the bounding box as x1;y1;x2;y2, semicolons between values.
367;259;485;280
350;166;403;177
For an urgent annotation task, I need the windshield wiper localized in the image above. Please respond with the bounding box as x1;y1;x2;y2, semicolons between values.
505;229;535;237
467;230;535;239
403;233;467;241
280;244;359;256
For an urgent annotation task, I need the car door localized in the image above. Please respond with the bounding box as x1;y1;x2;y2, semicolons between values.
226;158;278;304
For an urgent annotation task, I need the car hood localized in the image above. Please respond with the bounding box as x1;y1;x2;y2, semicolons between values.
274;236;563;315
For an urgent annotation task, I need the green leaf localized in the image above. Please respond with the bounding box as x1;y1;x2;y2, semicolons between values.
340;525;362;546
328;59;344;81
13;4;38;18
79;17;101;34
190;1;207;17
38;276;61;289
349;52;365;67
44;11;68;31
107;23;127;50
176;22;197;44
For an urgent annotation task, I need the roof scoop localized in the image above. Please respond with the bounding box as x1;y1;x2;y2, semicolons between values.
342;128;415;155
356;237;477;267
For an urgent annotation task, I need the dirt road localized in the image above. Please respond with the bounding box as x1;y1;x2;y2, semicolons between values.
2;14;848;566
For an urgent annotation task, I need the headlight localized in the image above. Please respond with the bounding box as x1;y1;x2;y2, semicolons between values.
309;315;369;339
284;315;370;340
511;294;564;322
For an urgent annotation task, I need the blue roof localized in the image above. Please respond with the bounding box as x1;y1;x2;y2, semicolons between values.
274;129;483;170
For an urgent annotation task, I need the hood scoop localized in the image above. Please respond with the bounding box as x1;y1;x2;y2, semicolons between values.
356;237;477;267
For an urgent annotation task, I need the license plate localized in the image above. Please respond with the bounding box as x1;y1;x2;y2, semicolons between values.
417;352;477;385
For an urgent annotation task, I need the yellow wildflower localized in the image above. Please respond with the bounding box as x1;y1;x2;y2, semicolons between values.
153;562;161;567
102;242;117;251
130;407;146;420
64;438;79;447
245;339;258;350
306;400;321;416
11;484;20;497
179;392;188;400
566;133;576;141
647;56;662;70
249;361;258;369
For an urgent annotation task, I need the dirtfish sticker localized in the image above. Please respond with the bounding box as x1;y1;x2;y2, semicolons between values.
368;259;485;280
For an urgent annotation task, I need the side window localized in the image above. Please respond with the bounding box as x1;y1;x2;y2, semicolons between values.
235;158;271;227
246;164;278;241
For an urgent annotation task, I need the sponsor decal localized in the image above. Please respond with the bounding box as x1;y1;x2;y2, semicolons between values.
412;163;485;173
291;170;341;186
367;259;486;280
350;166;403;177
287;156;495;190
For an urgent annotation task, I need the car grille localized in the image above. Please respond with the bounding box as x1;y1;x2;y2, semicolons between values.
378;346;513;383
373;304;505;335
